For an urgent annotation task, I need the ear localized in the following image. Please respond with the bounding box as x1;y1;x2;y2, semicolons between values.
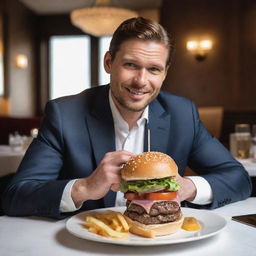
163;65;170;80
104;51;112;74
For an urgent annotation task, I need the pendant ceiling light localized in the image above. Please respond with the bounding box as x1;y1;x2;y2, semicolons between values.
70;0;138;37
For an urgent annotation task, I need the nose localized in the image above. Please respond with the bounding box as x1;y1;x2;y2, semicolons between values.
133;69;147;87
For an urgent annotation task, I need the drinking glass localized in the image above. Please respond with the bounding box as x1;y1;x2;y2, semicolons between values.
235;123;250;134
230;124;251;159
252;124;256;138
251;124;256;161
9;132;23;152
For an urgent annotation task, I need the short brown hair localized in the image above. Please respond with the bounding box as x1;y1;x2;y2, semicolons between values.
109;17;173;67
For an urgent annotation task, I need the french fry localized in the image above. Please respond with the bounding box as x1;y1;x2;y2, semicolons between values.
88;226;99;234
111;217;120;228
116;213;130;231
83;222;92;229
106;210;121;216
86;216;128;239
112;225;122;232
95;213;111;225
84;210;130;239
129;224;156;238
112;218;122;231
98;229;108;237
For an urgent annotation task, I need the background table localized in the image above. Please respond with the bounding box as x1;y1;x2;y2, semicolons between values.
0;198;255;256
0;145;25;176
237;158;256;177
237;158;256;196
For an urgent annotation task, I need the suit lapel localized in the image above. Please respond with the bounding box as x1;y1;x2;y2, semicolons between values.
86;86;116;165
144;99;171;153
86;86;116;207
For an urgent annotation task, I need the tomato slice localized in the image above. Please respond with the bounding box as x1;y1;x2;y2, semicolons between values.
124;193;141;200
146;191;177;200
124;191;177;201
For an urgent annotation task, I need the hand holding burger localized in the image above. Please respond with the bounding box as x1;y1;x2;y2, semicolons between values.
71;150;135;208
120;152;184;237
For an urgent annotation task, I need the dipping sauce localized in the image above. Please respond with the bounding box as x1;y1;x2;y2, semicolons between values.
182;217;201;231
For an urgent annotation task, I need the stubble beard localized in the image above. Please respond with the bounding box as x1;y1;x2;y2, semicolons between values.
111;88;159;113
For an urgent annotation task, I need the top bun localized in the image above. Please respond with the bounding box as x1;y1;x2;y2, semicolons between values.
121;152;178;181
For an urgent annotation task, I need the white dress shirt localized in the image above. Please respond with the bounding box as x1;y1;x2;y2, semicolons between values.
60;92;213;212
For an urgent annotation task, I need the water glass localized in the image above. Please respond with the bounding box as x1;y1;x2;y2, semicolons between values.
235;123;250;134
230;132;251;159
9;132;23;152
251;124;256;161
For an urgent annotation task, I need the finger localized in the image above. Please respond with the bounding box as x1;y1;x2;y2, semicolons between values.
110;183;120;192
175;173;183;183
105;150;135;160
114;150;135;155
104;153;134;168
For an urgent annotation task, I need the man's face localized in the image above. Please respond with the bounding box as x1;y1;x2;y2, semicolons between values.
104;39;169;114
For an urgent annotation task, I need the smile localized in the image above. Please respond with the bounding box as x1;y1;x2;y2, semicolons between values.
126;88;147;95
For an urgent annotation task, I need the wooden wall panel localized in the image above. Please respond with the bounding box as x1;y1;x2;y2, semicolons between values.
161;0;256;111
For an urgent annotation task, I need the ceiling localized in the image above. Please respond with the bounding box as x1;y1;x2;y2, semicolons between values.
19;0;162;15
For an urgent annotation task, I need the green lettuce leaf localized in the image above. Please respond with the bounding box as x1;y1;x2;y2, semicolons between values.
120;177;180;193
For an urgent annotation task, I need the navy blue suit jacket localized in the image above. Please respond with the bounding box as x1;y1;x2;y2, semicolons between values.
2;85;252;219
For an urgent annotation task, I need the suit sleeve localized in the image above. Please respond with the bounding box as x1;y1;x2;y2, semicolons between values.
2;100;72;219
187;102;252;209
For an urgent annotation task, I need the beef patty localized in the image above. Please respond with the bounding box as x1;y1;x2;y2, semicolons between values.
124;201;181;225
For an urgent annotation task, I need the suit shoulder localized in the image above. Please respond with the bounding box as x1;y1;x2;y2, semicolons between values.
158;90;195;107
46;85;108;108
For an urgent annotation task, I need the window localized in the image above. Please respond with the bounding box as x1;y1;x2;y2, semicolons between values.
49;36;90;100
0;17;4;96
99;36;112;86
0;51;3;95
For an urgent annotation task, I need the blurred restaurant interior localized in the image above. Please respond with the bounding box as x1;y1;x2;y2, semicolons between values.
0;1;256;251
0;0;256;149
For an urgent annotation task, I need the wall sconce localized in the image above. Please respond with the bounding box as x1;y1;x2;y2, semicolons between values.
186;40;213;61
15;54;28;68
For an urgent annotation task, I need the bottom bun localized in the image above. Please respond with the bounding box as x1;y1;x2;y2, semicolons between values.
124;212;184;238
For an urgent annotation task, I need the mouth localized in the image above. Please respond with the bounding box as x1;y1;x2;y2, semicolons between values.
126;88;148;96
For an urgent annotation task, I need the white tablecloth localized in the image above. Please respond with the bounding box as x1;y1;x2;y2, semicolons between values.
0;198;255;256
0;145;25;176
237;158;256;177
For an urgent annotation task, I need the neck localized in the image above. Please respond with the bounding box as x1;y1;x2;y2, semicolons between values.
112;97;143;131
122;110;143;130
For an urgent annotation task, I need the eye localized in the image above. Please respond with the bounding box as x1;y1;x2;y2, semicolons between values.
124;62;137;69
149;67;161;74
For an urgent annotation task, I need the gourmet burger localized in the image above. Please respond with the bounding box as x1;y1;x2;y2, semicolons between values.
120;152;184;237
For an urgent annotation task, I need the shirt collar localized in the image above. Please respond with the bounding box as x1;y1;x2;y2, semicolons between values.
109;90;148;131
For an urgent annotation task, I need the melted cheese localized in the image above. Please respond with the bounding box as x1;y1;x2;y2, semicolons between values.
129;195;180;214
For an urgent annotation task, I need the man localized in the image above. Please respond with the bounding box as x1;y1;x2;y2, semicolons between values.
2;17;252;219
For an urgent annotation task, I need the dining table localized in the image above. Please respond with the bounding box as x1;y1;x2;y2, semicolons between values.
237;158;256;196
237;158;256;177
0;145;25;176
0;197;255;256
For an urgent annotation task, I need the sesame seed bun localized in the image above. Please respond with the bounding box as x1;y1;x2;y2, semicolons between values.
121;152;178;181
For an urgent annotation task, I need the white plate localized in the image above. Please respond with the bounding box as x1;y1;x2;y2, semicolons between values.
66;207;227;246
